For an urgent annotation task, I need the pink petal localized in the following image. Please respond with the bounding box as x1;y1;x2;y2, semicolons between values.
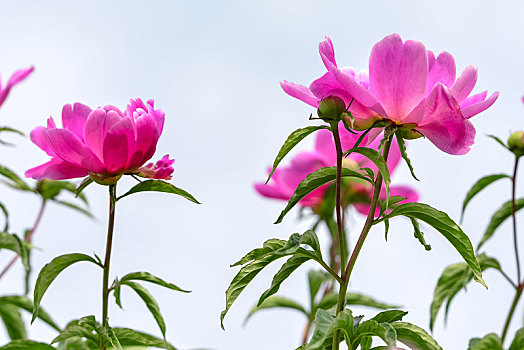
460;91;487;110
408;84;475;155
0;66;34;106
319;37;337;70
46;128;105;172
127;114;159;169
368;34;428;122
254;182;290;201
25;158;88;180
83;108;122;161
280;81;319;108
461;92;499;119
62;103;92;141
426;51;456;92
146;99;165;136
103;131;129;174
30;126;57;157
450;65;478;104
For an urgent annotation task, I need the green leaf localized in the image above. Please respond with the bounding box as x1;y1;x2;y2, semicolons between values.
51;317;104;347
0;340;55;350
0;126;25;136
343;147;391;205
0;295;60;331
306;309;358;350
112;328;177;349
221;231;324;329
117;180;200;204
265;125;329;183
478;198;524;249
33;254;103;322
461;174;510;222
430;253;501;330
308;270;329;307
38;180;87;203
468;333;503;350
275;166;373;224
396;133;419;181
0;201;8;231
53;200;93;218
244;295;307;324
410;218;431;251
0;232;29;270
487;134;509;150
393;322;441;350
106;324;123;350
119;271;190;293
371;310;408;323
317;292;400;311
117;281;167;338
0;166;32;191
258;255;311;306
378;202;486;288
509;327;524;350
354;319;397;348
0;304;26;339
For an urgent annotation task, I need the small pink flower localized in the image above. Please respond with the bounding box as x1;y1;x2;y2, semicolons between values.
138;155;175;180
0;66;34;109
255;125;418;211
26;98;170;182
326;34;498;155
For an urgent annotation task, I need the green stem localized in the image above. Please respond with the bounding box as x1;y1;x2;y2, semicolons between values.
332;134;393;350
501;285;523;344
102;184;117;347
331;122;347;272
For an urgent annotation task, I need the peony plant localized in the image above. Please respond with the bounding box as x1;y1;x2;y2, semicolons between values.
221;33;498;350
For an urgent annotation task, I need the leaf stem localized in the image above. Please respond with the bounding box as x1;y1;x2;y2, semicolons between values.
102;184;117;347
0;198;47;281
332;133;393;350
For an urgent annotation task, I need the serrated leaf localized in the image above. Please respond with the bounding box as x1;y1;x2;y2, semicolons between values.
379;202;486;288
0;304;26;339
275;166;373;224
245;296;307;324
112;328;176;349
478;198;524;249
119;281;166;338
33;254;102;322
393;322;441;350
396;133;419;181
266;125;330;183
0;166;32;191
0;296;60;331
117;180;199;204
509;327;524;350
0;340;55;350
468;333;503;350
119;272;190;293
429;253;501;330
410;218;431;251
461;174;510;222
258;255;311;306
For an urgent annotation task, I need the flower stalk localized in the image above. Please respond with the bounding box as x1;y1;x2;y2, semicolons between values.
102;183;117;345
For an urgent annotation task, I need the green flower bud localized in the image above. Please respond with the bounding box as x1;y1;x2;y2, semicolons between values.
89;172;122;185
317;96;346;122
398;123;423;140
508;131;524;157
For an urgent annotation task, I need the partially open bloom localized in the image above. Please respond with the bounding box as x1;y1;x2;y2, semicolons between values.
255;125;418;212
138;155;175;180
282;35;498;155
26;98;171;182
0;66;34;109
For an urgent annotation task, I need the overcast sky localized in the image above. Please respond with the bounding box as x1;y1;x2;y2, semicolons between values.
1;1;524;349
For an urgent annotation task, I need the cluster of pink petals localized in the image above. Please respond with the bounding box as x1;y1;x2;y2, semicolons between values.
282;34;499;155
26;98;172;181
255;125;418;213
0;66;34;109
138;154;175;180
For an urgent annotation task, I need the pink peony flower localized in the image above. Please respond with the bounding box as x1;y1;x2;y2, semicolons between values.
325;34;498;155
25;98;172;182
0;66;34;109
138;154;175;180
255;125;418;212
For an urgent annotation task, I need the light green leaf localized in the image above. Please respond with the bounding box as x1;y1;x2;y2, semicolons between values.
0;295;60;331
317;292;399;311
0;166;32;191
244;296;307;324
117;180;199;204
0;201;8;231
33;254;102;322
0;340;55;350
468;333;502;350
275;166;373;224
266;125;330;183
119;272;190;293
0;126;25;136
461;174;510;222
509;327;524;350
0;232;29;270
393;322;441;350
53;200;93;218
372;310;408;323
308;270;329;306
378;202;486;288
112;328;176;349
410;218;431;251
487;134;509;150
0;304;26;340
478;198;524;249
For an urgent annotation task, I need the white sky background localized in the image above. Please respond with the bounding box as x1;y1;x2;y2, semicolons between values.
0;0;523;349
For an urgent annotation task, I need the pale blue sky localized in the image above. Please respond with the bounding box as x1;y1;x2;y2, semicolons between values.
0;1;523;349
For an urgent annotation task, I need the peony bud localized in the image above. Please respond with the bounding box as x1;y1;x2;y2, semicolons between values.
508;131;524;157
317;96;346;122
